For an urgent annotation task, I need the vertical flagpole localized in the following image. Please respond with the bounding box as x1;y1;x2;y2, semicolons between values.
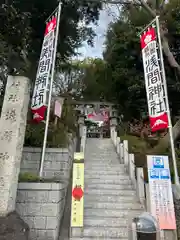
156;16;179;185
39;2;62;178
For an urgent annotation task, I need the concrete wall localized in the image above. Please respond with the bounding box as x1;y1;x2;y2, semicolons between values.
17;137;76;239
16;182;66;240
20;138;76;181
21;148;70;181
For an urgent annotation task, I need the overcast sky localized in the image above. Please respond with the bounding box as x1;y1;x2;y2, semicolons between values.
77;5;119;59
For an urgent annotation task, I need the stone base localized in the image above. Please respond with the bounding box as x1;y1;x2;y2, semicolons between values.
0;211;29;240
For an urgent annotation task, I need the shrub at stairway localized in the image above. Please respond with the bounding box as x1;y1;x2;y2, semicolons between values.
120;133;180;183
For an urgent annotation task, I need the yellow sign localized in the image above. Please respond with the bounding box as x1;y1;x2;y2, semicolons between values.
74;152;84;161
71;163;84;227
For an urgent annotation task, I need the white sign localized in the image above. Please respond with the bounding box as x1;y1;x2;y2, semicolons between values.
147;155;176;229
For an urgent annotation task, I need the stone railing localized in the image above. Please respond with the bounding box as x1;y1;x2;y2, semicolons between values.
110;127;177;240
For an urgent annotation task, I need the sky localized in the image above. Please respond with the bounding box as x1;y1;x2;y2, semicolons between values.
77;5;119;59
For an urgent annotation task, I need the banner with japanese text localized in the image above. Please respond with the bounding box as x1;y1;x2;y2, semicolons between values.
31;17;57;122
140;26;168;132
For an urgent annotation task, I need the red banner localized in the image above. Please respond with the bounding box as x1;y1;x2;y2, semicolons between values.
31;17;57;123
140;27;168;132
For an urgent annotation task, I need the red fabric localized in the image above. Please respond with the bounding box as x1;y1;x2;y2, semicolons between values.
140;27;156;49
150;113;168;132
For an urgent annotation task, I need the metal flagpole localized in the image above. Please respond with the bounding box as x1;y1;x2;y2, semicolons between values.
156;16;179;185
39;1;62;178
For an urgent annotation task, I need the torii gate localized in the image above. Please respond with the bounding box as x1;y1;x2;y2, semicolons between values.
71;101;120;138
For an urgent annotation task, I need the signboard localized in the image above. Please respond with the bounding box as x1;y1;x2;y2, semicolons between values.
140;26;168;132
54;99;63;118
31;17;57;122
147;155;176;229
71;152;84;227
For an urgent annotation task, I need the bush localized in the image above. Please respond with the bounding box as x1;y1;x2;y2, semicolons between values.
120;135;148;153
19;172;40;182
24;98;77;148
18;172;67;183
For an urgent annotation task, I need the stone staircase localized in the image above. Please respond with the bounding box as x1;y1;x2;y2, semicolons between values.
71;138;144;239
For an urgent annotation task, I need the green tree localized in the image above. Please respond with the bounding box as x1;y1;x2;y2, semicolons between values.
0;0;102;79
103;0;180;118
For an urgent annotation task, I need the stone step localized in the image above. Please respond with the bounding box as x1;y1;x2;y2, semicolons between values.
84;217;128;227
85;155;118;158
84;194;139;203
85;183;133;190
84;208;143;218
71;227;128;238
85;161;120;165
70;238;128;240
84;164;123;169
84;202;144;210
85;174;129;180
84;188;136;196
84;178;131;185
84;170;126;175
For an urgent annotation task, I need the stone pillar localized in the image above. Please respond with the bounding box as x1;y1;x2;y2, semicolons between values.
123;140;129;168
110;117;117;143
0;76;30;215
78;115;85;138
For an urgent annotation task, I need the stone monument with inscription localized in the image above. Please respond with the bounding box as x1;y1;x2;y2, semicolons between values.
0;76;30;239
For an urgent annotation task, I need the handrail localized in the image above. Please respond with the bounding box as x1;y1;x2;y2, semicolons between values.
110;127;178;239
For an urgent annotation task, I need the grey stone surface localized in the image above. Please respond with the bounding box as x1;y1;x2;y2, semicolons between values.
85;183;133;190
84;195;139;203
85;174;130;180
71;138;143;239
21;136;76;180
72;226;128;238
16;182;67;240
17;137;76;240
0;76;30;215
21;147;71;181
84;217;128;227
70;238;128;240
85;178;132;185
85;202;144;210
84;188;136;195
0;211;29;240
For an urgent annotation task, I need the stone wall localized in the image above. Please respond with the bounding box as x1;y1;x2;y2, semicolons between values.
21;148;71;181
20;137;76;181
17;137;76;239
16;182;66;240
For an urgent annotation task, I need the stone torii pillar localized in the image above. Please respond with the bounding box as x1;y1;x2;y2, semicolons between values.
0;75;30;215
78;115;85;138
110;116;118;141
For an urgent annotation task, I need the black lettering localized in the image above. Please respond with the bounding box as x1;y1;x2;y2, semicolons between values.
146;68;161;86
145;54;159;73
40;47;49;60
32;89;45;107
149;98;165;116
35;73;48;89
148;83;163;101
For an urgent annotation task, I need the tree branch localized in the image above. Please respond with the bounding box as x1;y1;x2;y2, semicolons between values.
137;0;180;76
